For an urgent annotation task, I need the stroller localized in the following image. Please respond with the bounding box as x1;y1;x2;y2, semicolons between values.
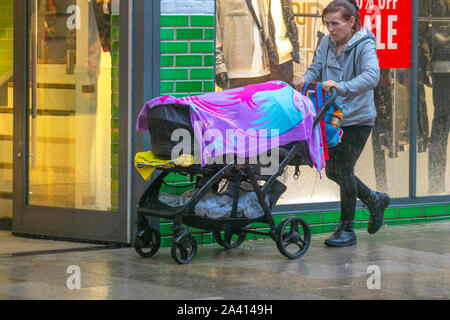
134;82;337;264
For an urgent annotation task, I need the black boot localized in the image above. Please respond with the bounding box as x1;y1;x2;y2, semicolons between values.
363;191;390;234
324;220;357;247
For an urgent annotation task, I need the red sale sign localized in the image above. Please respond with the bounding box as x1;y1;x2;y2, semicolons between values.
357;0;411;69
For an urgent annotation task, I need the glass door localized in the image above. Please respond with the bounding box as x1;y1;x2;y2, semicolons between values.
28;0;116;210
0;0;13;223
416;0;450;196
13;0;128;242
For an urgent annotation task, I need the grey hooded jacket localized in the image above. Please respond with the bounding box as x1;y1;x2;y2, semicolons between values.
303;29;380;126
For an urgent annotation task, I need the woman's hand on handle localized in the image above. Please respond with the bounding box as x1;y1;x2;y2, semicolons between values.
293;76;307;92
322;80;338;94
294;78;338;95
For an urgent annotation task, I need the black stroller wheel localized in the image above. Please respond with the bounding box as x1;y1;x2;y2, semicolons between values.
213;231;246;249
134;228;161;258
275;217;311;259
171;233;198;264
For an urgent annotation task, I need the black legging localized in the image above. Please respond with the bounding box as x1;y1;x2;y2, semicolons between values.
325;125;373;222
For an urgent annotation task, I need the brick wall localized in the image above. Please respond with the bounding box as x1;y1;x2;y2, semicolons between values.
158;3;217;203
110;13;119;210
160;15;215;98
158;14;214;193
161;0;215;14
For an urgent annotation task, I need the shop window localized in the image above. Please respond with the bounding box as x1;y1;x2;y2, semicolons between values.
214;0;412;204
416;0;450;196
0;0;13;219
28;0;120;210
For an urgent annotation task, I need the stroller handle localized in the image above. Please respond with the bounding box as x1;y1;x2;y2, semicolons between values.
312;86;337;129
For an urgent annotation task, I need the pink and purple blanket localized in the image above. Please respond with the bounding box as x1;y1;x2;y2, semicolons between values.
136;81;325;173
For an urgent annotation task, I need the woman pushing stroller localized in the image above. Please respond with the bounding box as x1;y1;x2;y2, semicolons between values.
294;0;390;247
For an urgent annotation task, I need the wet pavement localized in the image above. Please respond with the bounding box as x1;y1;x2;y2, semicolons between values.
0;231;103;256
0;221;449;300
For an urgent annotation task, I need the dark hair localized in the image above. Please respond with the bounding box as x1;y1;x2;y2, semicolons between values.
322;0;362;32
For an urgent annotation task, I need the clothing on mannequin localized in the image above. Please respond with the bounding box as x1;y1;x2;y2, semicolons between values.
371;68;429;192
420;0;450;194
215;0;300;89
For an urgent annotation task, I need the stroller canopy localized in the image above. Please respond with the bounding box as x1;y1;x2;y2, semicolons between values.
136;81;325;172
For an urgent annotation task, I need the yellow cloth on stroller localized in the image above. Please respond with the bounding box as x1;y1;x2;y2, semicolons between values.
134;152;194;181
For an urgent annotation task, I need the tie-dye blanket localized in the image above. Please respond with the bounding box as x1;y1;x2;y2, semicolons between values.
136;81;325;173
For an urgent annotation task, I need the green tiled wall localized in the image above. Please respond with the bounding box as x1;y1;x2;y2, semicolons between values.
110;14;120;211
159;15;215;188
155;15;450;248
160;15;215;98
156;204;450;248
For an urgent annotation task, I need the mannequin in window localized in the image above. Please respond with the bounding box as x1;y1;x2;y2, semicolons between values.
421;0;450;194
92;0;112;52
371;69;392;192
215;0;300;90
371;68;429;192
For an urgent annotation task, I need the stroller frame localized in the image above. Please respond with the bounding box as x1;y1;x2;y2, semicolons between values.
135;86;337;264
